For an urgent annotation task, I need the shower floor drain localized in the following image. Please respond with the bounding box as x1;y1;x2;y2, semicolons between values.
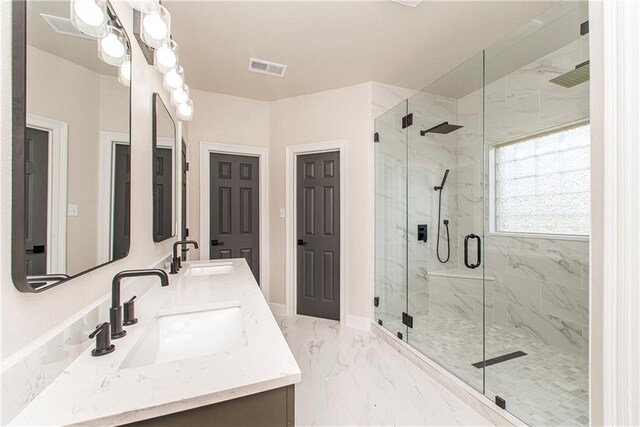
472;351;527;368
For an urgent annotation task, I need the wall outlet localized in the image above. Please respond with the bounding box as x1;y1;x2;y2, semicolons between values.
68;204;78;217
279;208;286;218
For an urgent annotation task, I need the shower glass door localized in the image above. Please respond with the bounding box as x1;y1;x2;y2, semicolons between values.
373;4;590;424
374;100;408;341
406;52;486;393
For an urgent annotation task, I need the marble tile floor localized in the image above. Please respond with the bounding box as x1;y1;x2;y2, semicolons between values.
275;313;494;426
382;315;589;427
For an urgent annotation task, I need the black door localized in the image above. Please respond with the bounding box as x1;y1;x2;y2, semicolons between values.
24;127;49;275
296;151;340;320
112;143;131;260
210;153;260;282
153;147;173;241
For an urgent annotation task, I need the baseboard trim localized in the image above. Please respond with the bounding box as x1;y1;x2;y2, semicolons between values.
372;323;525;427
346;314;371;331
268;303;287;316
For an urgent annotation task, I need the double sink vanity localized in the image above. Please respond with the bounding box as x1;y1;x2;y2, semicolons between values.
9;258;301;426
8;2;299;425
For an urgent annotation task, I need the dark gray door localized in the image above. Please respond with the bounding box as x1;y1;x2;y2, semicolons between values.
296;151;340;320
153;147;173;241
112;143;131;260
210;153;260;282
24;127;49;275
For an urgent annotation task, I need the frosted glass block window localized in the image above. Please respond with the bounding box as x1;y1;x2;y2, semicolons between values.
491;123;590;236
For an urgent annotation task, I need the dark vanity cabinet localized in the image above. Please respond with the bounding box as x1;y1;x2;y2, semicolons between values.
124;385;294;427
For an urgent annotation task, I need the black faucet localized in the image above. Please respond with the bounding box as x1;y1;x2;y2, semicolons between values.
110;269;169;339
170;240;199;274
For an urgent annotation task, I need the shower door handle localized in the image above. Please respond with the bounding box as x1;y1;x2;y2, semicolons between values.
464;234;481;269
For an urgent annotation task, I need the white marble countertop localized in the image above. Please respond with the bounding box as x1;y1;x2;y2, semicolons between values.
10;259;301;426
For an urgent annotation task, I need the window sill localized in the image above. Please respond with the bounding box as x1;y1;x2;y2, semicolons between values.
487;231;589;242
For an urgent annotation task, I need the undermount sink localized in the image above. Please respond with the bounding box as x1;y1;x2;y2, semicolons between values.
120;304;247;369
186;262;235;276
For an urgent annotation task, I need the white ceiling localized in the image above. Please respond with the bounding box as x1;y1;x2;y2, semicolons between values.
165;0;557;101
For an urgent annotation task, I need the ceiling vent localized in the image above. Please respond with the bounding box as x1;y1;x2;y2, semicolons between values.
388;0;422;7
248;58;287;77
40;13;96;40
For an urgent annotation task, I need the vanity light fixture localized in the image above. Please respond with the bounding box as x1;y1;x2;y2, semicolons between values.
119;54;131;87
128;0;160;13
163;65;184;91
70;0;107;37
130;2;194;122
155;39;178;73
141;5;170;48
177;99;194;121
98;23;127;66
171;84;189;107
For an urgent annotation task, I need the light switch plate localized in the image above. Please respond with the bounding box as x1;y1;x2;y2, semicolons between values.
279;208;286;218
68;204;78;217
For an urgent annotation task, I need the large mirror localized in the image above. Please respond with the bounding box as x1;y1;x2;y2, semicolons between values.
12;1;132;292
152;94;176;242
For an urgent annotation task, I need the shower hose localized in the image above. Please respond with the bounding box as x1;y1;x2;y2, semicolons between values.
436;187;450;263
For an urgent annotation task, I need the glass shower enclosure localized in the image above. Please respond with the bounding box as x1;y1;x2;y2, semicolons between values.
374;2;590;426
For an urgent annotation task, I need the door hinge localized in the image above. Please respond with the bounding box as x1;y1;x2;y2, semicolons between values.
402;312;413;328
373;132;379;143
401;113;413;129
185;162;190;172
185;228;189;237
374;296;379;307
495;396;506;410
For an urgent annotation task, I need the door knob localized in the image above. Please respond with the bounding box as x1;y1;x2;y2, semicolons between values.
211;240;225;246
297;239;308;246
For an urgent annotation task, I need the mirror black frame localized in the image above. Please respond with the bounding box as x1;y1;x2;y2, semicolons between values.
11;1;132;293
151;93;176;243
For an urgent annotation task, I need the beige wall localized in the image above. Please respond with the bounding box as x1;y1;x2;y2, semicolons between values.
268;83;373;317
184;89;270;260
1;1;181;360
185;84;374;319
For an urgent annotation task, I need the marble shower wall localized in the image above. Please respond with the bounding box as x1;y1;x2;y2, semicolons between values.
374;33;590;358
457;36;590;358
406;91;460;317
373;84;460;323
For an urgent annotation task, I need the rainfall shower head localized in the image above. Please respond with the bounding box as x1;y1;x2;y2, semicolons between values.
420;122;464;136
549;60;590;88
434;169;450;191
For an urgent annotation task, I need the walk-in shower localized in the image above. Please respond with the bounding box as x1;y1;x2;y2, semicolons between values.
374;2;590;426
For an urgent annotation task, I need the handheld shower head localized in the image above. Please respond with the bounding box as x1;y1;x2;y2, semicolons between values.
434;169;450;191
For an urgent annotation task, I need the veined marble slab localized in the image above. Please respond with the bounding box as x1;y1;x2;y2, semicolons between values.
9;259;301;426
